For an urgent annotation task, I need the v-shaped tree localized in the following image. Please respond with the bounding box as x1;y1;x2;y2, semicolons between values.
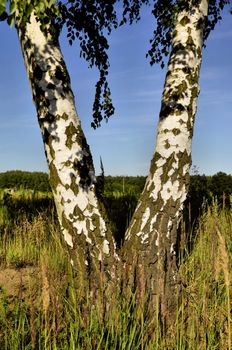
2;0;230;328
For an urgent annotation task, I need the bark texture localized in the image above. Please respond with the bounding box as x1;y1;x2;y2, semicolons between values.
17;14;117;287
125;0;209;327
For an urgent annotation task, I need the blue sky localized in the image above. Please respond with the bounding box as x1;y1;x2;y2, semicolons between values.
0;7;231;176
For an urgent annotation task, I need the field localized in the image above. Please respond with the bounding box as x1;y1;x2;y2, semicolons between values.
0;185;231;349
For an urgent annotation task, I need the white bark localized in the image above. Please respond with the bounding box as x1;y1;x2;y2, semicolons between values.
126;0;209;244
125;0;209;320
17;14;117;278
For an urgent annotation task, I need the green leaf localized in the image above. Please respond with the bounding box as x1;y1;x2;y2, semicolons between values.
7;14;15;27
47;0;55;8
0;0;6;16
39;2;45;12
10;0;19;15
0;11;7;21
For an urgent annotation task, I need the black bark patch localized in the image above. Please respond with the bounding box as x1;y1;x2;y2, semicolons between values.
62;112;69;121
180;16;190;26
34;84;45;106
160;153;176;184
34;65;43;81
186;72;198;85
196;17;205;31
47;83;56;90
165;140;171;149
160;104;173;120
172;128;181;136
44;112;56;124
42;127;51;146
174;81;188;98
172;43;185;55
65;122;76;149
182;67;191;75
61;212;77;237
73;158;92;188
73;205;84;220
191;86;198;98
55;66;64;81
160;102;185;120
176;103;185;113
70;172;79;195
49;162;60;193
64;160;72;167
186;35;195;48
197;47;201;58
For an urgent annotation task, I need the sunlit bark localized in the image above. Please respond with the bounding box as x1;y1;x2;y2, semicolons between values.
125;0;209;327
17;14;117;287
16;0;210;326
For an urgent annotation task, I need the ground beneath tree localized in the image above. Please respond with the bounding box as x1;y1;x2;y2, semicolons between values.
0;267;38;300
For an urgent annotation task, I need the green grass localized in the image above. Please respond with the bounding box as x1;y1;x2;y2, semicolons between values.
177;206;232;349
0;190;231;349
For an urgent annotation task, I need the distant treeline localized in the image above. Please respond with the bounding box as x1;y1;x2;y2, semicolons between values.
1;171;232;203
101;172;232;205
0;170;232;244
0;170;51;192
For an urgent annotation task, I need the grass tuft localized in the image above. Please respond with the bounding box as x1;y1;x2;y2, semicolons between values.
0;190;231;348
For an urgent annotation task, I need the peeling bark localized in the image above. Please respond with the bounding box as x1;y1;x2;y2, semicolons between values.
17;14;117;288
124;0;209;327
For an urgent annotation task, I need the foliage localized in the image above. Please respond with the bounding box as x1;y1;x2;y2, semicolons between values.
184;174;211;230
0;190;54;228
0;0;58;27
103;175;146;196
210;171;232;207
59;0;232;125
0;171;51;192
147;0;232;68
1;171;232;247
104;193;138;245
0;171;231;348
1;0;231;127
1;170;232;217
55;0;149;128
56;0;120;128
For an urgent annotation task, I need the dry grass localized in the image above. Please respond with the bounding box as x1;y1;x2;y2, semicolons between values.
0;193;231;349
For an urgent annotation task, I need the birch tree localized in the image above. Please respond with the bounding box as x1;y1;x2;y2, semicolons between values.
123;0;231;328
124;0;210;327
1;0;231;325
5;0;121;289
7;0;149;289
17;13;118;289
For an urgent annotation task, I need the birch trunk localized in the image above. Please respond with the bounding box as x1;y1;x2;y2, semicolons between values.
17;14;117;288
125;0;209;327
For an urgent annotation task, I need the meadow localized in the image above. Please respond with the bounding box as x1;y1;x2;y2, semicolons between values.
0;181;231;349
